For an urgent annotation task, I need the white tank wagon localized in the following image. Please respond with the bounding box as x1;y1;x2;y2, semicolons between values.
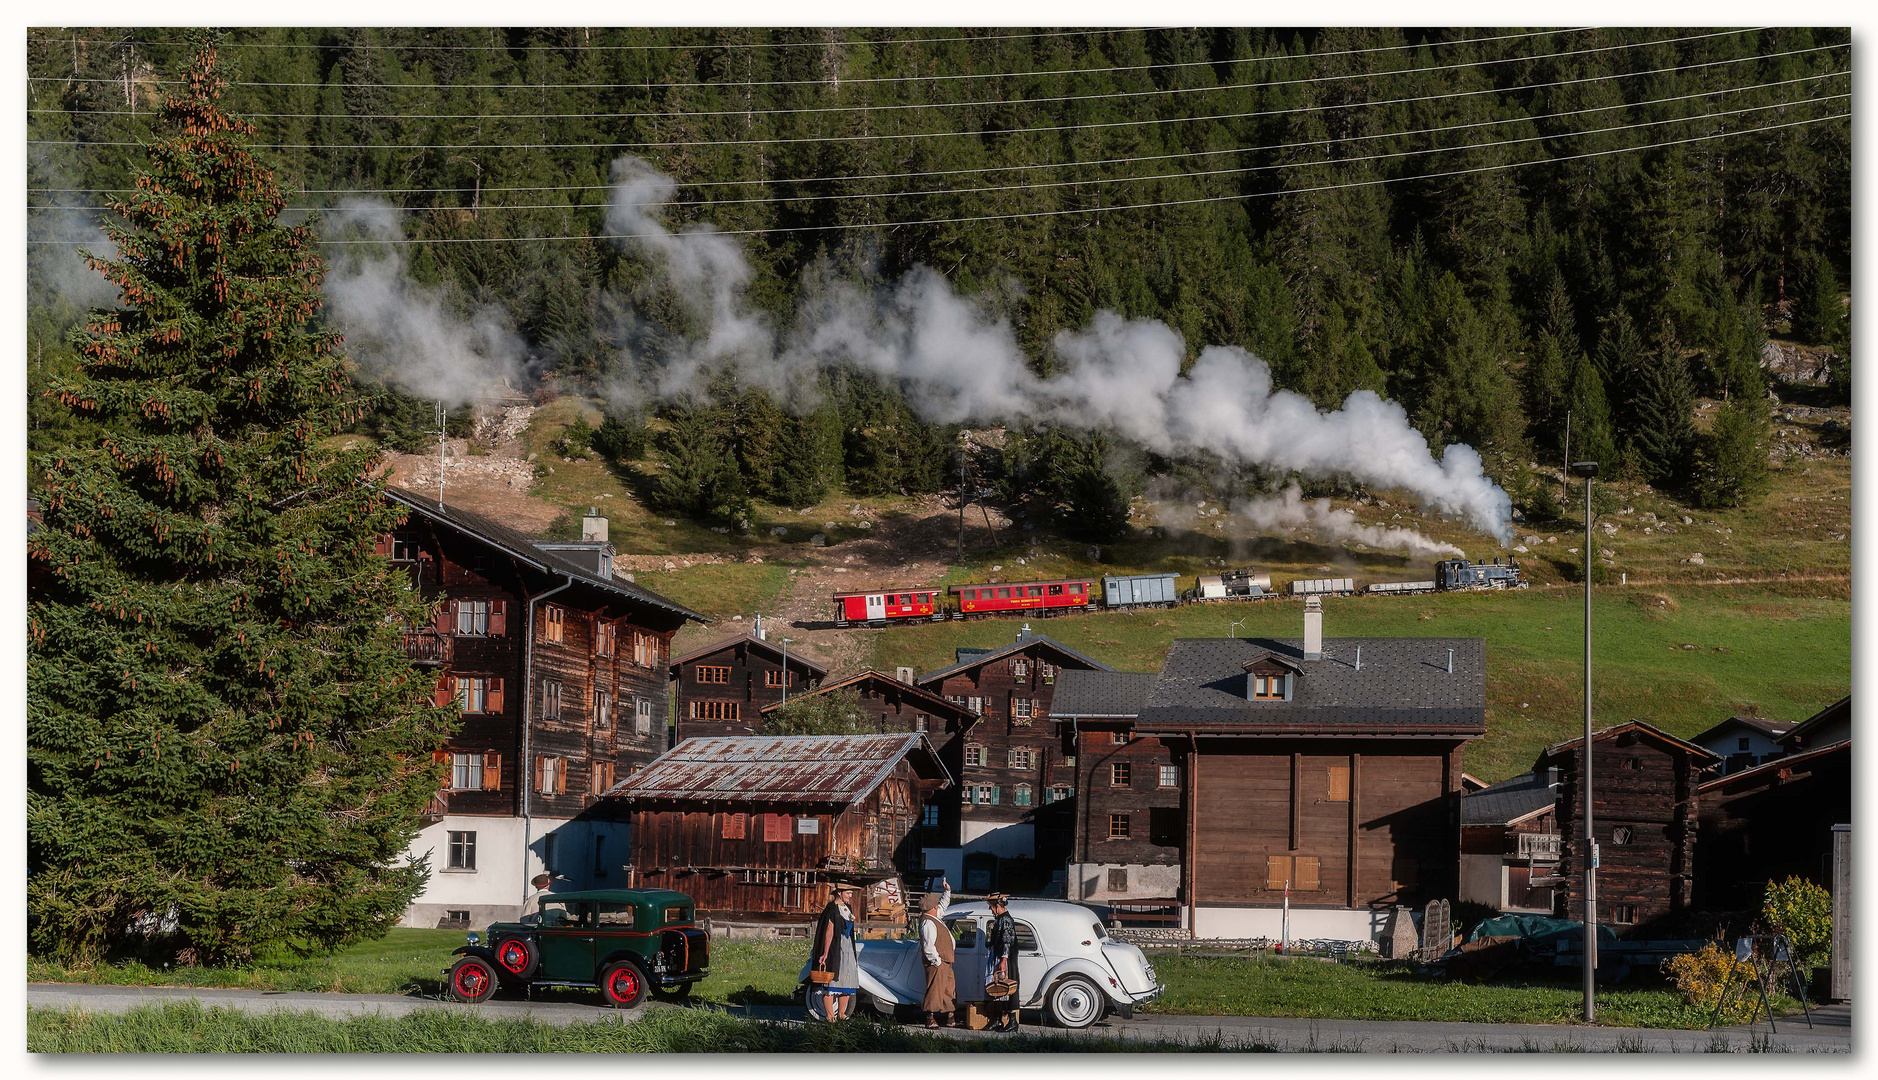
1186;568;1276;603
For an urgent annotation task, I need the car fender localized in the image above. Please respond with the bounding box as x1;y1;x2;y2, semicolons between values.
447;945;517;984
597;949;649;983
1034;956;1132;1009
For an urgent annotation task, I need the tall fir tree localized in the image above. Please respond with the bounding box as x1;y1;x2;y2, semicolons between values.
1695;395;1773;509
1631;339;1700;487
652;407;749;523
1792;251;1845;346
28;42;454;962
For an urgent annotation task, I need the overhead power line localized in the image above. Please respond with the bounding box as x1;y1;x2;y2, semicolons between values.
28;111;1845;246
28;26;1762;92
35;26;1169;53
27;74;1845;215
30;45;1845;199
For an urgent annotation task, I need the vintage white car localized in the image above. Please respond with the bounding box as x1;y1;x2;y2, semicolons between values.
798;898;1163;1028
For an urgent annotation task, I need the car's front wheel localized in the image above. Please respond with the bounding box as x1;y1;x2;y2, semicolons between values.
601;961;649;1009
1047;975;1106;1029
446;956;499;1004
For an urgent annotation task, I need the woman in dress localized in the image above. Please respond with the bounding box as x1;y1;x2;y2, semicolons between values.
810;881;862;1021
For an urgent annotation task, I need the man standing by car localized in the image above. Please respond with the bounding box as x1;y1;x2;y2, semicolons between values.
985;892;1020;1032
918;877;954;1028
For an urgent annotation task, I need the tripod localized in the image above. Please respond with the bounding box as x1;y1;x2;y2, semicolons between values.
1707;934;1814;1032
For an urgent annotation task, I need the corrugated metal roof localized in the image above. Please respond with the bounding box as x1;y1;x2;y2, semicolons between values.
606;733;950;804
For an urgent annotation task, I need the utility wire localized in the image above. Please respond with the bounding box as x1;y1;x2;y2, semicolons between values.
31;45;1844;198
28;111;1845;246
27;74;1845;214
35;26;1170;53
28;26;1764;92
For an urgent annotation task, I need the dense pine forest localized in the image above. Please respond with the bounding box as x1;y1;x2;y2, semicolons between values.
27;27;1851;537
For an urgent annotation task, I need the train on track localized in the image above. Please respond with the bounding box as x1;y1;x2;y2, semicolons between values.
814;557;1526;628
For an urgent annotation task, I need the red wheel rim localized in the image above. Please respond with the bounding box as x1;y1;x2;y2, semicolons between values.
455;961;491;999
608;966;640;1002
497;940;529;974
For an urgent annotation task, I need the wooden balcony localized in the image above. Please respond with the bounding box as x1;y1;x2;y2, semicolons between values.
1516;832;1563;861
403;630;454;665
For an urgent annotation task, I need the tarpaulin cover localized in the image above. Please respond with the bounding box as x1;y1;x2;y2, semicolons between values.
1468;915;1619;946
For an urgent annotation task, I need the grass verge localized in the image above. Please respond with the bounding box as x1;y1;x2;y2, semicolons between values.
27;1002;1275;1052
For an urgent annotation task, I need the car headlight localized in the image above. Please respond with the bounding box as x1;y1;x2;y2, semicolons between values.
466;932;480;946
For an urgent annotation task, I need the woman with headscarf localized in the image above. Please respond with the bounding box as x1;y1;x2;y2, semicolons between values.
809;881;861;1021
917;876;955;1027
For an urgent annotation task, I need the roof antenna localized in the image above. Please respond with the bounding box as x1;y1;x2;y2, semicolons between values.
431;401;448;511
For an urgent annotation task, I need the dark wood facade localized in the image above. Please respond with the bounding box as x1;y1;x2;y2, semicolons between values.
1459;773;1562;912
1073;727;1184;884
671;633;829;741
1695;741;1850;911
1536;722;1718;934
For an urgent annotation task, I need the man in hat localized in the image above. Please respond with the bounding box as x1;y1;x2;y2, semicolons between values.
984;892;1020;1032
917;876;954;1027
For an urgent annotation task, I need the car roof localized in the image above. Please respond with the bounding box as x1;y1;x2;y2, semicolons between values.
539;888;693;906
943;899;1100;922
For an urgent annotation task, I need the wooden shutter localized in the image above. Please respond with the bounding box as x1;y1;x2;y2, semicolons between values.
373;534;393;557
1327;766;1350;802
432;749;450;768
482;753;501;791
434;601;453;635
534;755;545;794
1295;856;1320;891
558;759;568;795
764;813;791;842
723;813;746;840
486;677;504;715
434;675;454;709
489;599;506;637
1266;855;1292;890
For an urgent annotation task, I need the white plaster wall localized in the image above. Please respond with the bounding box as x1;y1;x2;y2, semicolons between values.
1069;862;1181;903
401;816;631;927
1459;854;1505;908
959;820;1035;859
1191;905;1386;942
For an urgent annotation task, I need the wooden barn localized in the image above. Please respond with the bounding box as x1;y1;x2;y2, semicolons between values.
379;487;709;927
670;628;829;742
1534;722;1719;934
1459;770;1562;913
1054;599;1485;940
1696;722;1850;912
607;734;952;920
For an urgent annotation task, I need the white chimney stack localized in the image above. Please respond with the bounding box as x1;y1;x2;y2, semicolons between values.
1303;597;1323;661
753;614;766;641
582;507;608;543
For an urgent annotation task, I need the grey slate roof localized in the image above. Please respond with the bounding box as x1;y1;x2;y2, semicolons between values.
1050;671;1158;719
383;485;707;624
916;632;1116;686
1462;771;1557;826
1133;637;1486;731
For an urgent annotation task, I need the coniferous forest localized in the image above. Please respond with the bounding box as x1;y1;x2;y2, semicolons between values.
28;27;1851;535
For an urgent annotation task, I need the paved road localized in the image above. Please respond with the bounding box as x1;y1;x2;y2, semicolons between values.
28;983;1849;1053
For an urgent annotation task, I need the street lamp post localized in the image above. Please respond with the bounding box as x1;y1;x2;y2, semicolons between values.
1569;460;1600;1022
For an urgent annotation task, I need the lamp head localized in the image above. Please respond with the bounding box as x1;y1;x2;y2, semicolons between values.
1568;461;1599;479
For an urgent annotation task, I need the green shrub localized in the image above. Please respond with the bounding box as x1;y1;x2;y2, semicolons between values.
1762;877;1832;969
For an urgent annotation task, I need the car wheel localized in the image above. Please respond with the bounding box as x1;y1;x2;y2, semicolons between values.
1047;975;1106;1029
446;956;499;1004
600;961;649;1009
493;935;538;980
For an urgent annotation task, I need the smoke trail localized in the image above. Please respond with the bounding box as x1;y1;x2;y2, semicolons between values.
320;200;528;407
1234;484;1465;559
600;155;1512;541
27;153;122;312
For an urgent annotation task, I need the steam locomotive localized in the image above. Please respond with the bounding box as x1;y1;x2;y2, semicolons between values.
822;557;1525;627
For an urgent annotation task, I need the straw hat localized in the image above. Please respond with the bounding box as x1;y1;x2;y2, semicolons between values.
985;892;1011;906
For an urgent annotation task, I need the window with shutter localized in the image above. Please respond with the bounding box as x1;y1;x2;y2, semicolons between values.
434;602;453;636
764;813;792;842
1295;856;1321;891
723;813;747;840
482;753;501;791
543;605;564;644
488;600;506;637
1266;855;1293;890
1327;766;1350;802
434;676;454;709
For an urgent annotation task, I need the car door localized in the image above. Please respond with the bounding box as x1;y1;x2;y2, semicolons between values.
948;916;987;1002
1012;920;1048;1005
865;593;886;621
536;900;597;981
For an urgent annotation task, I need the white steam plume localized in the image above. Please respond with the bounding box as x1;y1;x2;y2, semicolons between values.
1235;484;1465;559
27;152;123;313
603;155;1513;541
320;200;527;407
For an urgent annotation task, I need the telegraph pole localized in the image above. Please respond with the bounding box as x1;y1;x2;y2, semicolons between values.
1570;460;1600;1021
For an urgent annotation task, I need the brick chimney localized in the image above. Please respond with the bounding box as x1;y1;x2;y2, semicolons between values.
1303;597;1323;661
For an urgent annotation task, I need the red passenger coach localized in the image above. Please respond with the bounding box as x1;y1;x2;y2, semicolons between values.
950;577;1096;616
832;588;940;624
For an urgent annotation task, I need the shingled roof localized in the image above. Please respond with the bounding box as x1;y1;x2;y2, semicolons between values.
670;633;830;677
915;630;1114;687
383;485;707;624
605;734;950;804
1132;637;1486;733
1050;671;1158;720
1462;771;1558;826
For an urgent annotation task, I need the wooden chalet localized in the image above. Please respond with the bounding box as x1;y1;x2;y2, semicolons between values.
1459;770;1562;913
1776;695;1850;753
915;627;1115;873
1690;716;1794;776
380;486;709;927
607;734;951;920
1696;697;1850;912
1533;722;1719;935
671;628;830;741
1055;602;1485;940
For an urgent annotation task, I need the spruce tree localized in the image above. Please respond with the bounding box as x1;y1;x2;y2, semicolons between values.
27;42;453;963
652;407;748;523
1695;396;1773;508
1793;252;1845;346
1631;343;1699;487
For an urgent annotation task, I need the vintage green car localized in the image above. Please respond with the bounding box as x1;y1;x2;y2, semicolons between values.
444;889;710;1007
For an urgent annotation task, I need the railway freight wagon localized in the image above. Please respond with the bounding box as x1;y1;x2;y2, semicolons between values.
1189;568;1275;602
832;588;942;624
1102;572;1182;609
1364;579;1437;596
951;577;1097;617
1287;577;1356;597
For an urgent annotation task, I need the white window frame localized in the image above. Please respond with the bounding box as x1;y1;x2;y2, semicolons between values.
635;697;653;735
1159;764;1181;788
455;677;488;714
540;755;563;795
1012;697;1033;722
1008;747;1036;770
972;784;996;805
596;690;612;730
1050;785;1073;804
964;744;985;767
1011;658;1030;678
450;753;483;791
455;600;490;637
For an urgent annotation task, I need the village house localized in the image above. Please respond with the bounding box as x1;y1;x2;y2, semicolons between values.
1459;769;1563;913
380;487;708;927
1689;715;1793;776
670;624;830;742
1056;598;1485;940
915;627;1115;877
1695;696;1851;912
606;734;951;921
1534;721;1718;935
